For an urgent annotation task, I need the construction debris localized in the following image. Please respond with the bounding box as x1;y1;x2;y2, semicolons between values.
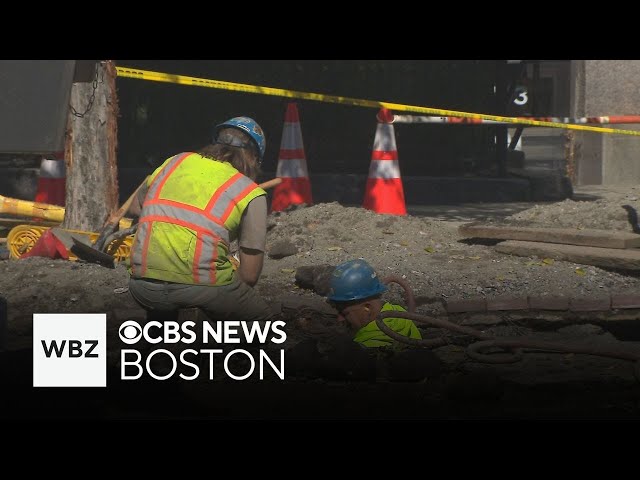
495;240;640;271
459;223;640;249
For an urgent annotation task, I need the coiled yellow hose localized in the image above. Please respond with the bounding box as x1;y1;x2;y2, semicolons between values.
7;224;134;262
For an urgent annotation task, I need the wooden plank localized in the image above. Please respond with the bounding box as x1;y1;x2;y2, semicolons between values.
459;224;640;249
495;240;640;271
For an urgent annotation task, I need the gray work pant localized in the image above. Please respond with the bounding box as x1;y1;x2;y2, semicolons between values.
128;277;276;377
128;276;275;322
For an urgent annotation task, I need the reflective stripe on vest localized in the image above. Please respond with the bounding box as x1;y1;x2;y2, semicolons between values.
194;231;218;284
140;203;229;242
131;221;150;277
130;152;192;277
207;172;257;221
132;153;262;284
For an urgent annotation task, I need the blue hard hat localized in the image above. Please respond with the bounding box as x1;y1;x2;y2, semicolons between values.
214;116;266;161
327;259;387;302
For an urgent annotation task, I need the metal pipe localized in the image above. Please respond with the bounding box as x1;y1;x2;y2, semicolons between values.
0;194;133;229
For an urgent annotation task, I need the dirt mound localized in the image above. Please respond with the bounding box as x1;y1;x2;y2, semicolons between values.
508;185;640;231
258;200;640;312
2;192;640;336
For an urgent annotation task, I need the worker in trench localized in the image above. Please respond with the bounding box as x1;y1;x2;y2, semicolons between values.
288;259;444;381
326;259;422;348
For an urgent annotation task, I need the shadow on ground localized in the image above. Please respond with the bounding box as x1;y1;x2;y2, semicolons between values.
407;202;554;222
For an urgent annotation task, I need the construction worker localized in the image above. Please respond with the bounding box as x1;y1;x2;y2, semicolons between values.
287;259;439;381
127;116;274;322
326;259;422;348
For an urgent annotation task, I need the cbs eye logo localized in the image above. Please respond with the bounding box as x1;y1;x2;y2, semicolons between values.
119;320;143;345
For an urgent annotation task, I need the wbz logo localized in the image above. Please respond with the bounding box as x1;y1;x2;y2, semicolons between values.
41;339;99;358
33;314;106;387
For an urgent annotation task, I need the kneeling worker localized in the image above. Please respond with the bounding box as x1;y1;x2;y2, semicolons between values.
326;259;422;348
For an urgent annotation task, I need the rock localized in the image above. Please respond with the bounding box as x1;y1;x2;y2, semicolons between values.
267;240;298;259
295;265;335;296
293;266;316;290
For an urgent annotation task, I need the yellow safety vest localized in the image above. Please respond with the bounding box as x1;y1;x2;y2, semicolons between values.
353;302;422;348
129;152;265;286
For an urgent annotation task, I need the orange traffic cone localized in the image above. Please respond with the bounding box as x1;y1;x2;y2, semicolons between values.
271;103;313;212
362;108;407;215
35;151;66;207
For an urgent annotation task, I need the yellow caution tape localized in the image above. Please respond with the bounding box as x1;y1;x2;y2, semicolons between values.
116;66;640;136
